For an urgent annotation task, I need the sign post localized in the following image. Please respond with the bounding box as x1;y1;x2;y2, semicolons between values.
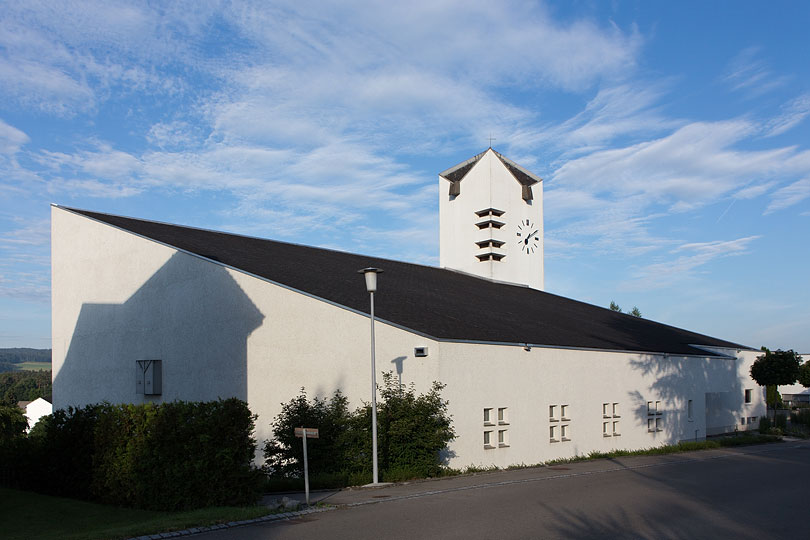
294;427;319;506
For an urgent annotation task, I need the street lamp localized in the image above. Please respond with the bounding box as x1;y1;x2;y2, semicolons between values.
358;267;382;485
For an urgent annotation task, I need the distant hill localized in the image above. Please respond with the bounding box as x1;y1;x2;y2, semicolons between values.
0;348;51;364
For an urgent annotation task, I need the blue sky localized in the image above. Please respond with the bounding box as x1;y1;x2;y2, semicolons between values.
1;1;808;352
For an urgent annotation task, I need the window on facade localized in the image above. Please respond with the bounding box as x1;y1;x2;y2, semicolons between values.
655;400;662;415
749;416;757;424
560;404;569;420
688;400;693;421
647;401;654;415
498;407;508;424
603;421;611;437
612;403;620;417
655;417;662;432
549;405;558;421
549;425;558;442
498;429;508;446
647;418;654;432
647;399;663;433
612;421;620;436
484;430;493;448
484;408;493;425
744;389;752;404
561;424;570;441
602;403;610;418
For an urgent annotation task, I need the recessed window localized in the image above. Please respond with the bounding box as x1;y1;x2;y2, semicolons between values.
612;403;620;418
484;408;493;425
749;416;757;423
602;403;610;418
688;400;693;421
498;407;508;424
560;404;569;420
484;430;494;448
612;421;620;436
744;389;752;404
549;425;558;442
498;429;509;447
647;418;654;432
603;421;611;437
549;405;558;421
655;417;662;432
647;401;654;415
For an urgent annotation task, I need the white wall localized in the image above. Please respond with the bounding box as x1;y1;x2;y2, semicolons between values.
52;206;764;470
439;149;544;290
23;397;52;432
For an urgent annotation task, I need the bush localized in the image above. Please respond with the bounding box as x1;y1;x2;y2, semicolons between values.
775;413;788;430
263;373;455;485
791;409;810;426
759;416;772;434
0;404;28;441
0;399;262;510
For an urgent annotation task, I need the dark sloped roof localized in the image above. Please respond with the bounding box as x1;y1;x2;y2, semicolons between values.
62;206;749;356
439;149;541;187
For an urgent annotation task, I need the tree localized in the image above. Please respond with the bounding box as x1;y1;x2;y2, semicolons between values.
798;358;810;388
629;306;642;318
750;348;801;420
609;301;622;313
0;404;28;441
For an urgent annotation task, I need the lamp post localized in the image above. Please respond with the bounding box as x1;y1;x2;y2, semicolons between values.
358;267;382;485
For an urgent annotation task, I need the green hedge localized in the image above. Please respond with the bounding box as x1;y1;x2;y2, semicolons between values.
0;399;262;510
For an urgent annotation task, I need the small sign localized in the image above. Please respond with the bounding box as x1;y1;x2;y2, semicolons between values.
294;427;319;438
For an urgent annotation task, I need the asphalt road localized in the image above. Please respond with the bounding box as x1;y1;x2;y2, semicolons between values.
200;441;809;540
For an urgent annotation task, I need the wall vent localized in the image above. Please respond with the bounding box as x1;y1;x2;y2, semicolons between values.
414;347;429;357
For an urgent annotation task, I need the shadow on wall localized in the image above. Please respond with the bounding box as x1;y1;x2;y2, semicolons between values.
628;351;744;442
55;252;264;408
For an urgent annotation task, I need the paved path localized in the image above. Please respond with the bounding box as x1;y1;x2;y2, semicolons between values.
203;440;810;539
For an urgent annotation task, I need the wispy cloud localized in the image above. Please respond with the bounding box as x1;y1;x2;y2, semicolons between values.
765;178;810;214
622;236;761;291
723;47;788;97
765;93;810;137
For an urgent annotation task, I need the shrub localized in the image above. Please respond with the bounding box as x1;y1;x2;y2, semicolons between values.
791;409;810;426
775;413;788;430
1;399;262;510
0;404;28;441
263;373;455;485
759;416;772;434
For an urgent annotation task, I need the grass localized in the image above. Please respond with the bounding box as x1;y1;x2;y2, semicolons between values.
544;433;782;466
0;487;274;540
15;362;51;371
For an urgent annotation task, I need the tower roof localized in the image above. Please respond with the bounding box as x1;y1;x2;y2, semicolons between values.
439;148;541;200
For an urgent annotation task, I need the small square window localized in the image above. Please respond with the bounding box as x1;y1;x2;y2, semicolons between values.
612;403;620;417
750;416;757;423
498;407;508;424
744;389;752;404
560;404;569;420
484;408;493;425
740;417;746;425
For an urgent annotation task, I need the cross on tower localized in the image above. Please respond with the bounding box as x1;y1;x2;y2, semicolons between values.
488;135;496;148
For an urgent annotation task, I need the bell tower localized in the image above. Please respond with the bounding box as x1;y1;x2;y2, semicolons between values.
439;148;544;290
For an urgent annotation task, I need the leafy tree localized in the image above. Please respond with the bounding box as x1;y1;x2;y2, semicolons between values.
0;404;28;441
798;359;810;388
263;389;353;478
609;301;622;313
263;375;455;482
629;306;642;318
750;348;800;420
0;370;52;406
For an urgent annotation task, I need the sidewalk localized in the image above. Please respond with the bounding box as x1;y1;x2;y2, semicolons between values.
263;438;807;508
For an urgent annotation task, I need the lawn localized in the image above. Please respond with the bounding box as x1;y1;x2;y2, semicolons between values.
16;362;52;371
0;487;274;540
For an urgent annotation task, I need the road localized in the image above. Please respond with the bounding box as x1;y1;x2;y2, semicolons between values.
200;441;809;539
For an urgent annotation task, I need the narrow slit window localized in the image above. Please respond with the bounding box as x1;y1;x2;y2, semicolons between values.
484;408;493;425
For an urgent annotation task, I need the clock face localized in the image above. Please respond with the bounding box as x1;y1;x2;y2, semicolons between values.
516;219;539;254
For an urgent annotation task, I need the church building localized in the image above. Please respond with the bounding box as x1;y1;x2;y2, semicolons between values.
51;149;766;468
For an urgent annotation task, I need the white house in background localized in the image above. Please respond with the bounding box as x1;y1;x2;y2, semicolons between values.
50;149;766;468
17;397;52;432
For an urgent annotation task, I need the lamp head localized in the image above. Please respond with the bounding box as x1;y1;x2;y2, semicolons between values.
358;267;383;292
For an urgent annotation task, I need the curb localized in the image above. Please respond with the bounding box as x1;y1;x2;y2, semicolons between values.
126;506;336;539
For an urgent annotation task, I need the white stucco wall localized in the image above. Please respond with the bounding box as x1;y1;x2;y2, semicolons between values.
439;149;544;290
23;397;52;432
52;206;764;469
